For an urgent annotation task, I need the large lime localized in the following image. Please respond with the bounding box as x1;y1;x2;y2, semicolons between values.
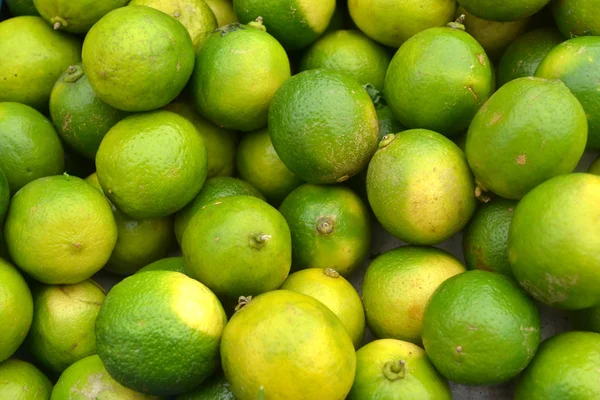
552;0;600;38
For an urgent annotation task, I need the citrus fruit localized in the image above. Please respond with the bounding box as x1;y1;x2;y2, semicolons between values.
362;246;466;344
174;177;264;245
33;0;128;33
590;156;600;174
0;359;52;399
176;373;234;400
280;268;365;347
164;101;237;179
367;130;476;245
82;6;195;112
96;271;227;395
26;279;105;374
384;23;494;137
508;173;600;309
348;0;456;48
0;16;81;111
191;20;291;132
137;257;186;274
536;36;600;149
462;198;518;276
182;195;291;300
278;184;371;276
570;306;600;332
129;0;218;52
269;69;379;184
233;0;335;50
221;290;356;400
51;354;160;400
456;0;549;22
347;339;452;400
497;27;564;87
422;270;540;385
299;29;392;90
0;169;9;223
0;259;33;362
96;111;208;219
5;0;39;16
552;0;600;37
514;331;600;399
205;0;237;26
466;77;587;199
50;64;130;160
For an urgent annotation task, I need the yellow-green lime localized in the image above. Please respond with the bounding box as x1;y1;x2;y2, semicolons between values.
280;268;365;347
590;156;600;174
205;0;237;26
0;359;52;399
82;6;195;112
137;257;186;275
552;0;600;37
348;339;452;400
176;373;234;400
0;259;33;362
0;16;81;111
221;290;356;400
5;175;117;284
456;0;549;22
26;279;105;374
0;169;9;223
96;271;227;395
570;306;600;333
33;0;129;33
5;0;39;15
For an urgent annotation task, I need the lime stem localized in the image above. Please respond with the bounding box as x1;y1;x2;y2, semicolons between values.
235;295;253;312
379;134;396;149
323;268;340;278
64;64;84;83
249;233;271;249
447;14;466;30
248;16;267;32
383;360;406;381
317;217;334;235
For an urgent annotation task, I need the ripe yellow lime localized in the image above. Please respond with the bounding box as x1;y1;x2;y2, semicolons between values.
0;359;52;399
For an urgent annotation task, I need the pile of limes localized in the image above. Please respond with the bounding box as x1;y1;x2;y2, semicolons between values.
0;0;599;399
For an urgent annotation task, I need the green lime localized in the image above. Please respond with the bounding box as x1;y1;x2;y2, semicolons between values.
590;156;600;174
0;259;33;362
570;307;600;333
384;23;494;137
176;373;234;400
137;257;186;275
96;271;227;396
508;173;600;309
422;270;540;385
348;0;456;48
0;169;9;223
280;268;365;347
233;0;335;50
82;6;195;112
182;196;291;300
466;77;587;199
552;0;600;38
51;355;160;399
462;198;518;276
269;69;379;184
514;331;600;399
456;0;549;22
536;36;600;149
348;339;452;400
367;130;476;245
26;279;105;374
33;0;128;33
5;0;39;15
278;184;370;276
96;111;207;219
191;20;291;131
0;16;81;111
0;359;52;399
205;0;237;26
221;290;355;399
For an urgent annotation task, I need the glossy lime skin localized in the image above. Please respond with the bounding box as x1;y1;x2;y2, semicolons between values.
0;359;52;399
552;0;600;38
34;0;129;33
456;0;549;22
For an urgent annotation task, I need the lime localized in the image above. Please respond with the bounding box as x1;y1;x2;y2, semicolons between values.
278;184;371;276
384;23;494;137
466;77;587;199
514;331;600;399
82;6;195;112
182;195;291;300
50;64;129;160
0;259;33;362
51;355;160;399
96;271;227;395
552;0;600;38
129;0;218;52
176;373;234;399
462;198;518;276
280;268;365;347
269;69;379;184
348;339;452;400
221;290;356;400
137;257;186;274
191;20;291;132
0;359;52;399
422;270;540;385
536;36;600;149
233;0;335;50
174;177;264;245
0;169;9;223
497;27;564;87
348;0;456;48
26;279;105;374
590;156;600;174
367;130;476;245
205;0;237;26
0;16;81;111
96;111;207;219
456;0;549;22
570;306;600;333
5;0;39;15
33;0;128;33
508;173;600;309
